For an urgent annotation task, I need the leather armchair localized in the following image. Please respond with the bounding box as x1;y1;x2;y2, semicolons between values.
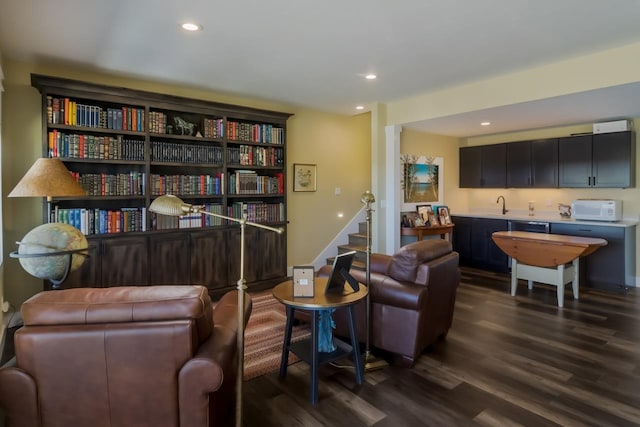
0;285;251;427
321;239;460;367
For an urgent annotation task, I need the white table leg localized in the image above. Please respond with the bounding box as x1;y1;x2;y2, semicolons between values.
557;264;565;308
511;259;518;296
572;258;579;300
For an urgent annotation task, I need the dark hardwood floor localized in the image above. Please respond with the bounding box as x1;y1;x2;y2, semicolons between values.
243;267;640;426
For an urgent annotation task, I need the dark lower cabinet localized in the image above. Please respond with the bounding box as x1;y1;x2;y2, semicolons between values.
191;229;229;291
62;227;287;296
149;233;190;286
549;223;635;292
451;216;509;273
101;236;149;287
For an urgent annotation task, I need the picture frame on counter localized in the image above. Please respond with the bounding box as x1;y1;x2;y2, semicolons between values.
417;204;439;227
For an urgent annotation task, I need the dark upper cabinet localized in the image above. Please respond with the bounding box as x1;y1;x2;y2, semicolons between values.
507;138;558;188
459;144;506;188
559;131;635;188
459;146;482;188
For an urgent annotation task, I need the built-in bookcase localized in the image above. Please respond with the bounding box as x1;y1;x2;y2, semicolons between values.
32;74;291;295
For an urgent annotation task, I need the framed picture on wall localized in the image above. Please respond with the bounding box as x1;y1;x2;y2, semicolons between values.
293;163;317;192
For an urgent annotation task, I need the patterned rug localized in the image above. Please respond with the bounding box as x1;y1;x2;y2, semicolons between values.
243;290;310;380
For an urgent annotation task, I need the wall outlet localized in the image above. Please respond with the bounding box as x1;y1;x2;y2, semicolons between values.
2;300;9;313
334;187;341;195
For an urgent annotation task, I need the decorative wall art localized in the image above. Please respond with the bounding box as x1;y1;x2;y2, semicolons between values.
400;155;443;211
293;163;317;192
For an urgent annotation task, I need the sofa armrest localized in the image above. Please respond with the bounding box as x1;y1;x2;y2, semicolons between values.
179;325;232;426
351;270;426;311
0;366;40;427
178;290;252;426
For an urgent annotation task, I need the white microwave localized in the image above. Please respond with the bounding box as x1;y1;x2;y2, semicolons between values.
571;199;622;222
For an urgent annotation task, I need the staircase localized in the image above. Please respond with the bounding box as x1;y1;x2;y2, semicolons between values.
326;221;369;270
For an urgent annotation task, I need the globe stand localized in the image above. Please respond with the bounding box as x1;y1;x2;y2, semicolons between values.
10;248;90;290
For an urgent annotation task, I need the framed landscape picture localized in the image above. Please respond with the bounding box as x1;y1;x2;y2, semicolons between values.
400;155;444;211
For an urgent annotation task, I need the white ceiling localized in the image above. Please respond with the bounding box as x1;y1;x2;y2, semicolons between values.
3;0;640;137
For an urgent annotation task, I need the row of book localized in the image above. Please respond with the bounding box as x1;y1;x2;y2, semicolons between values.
228;201;285;223
227;121;284;144
227;170;284;195
149;173;224;196
71;171;145;196
150;141;223;164
152;202;285;230
48;131;145;161
227;145;284;167
52;207;147;235
47;96;145;131
202;118;224;139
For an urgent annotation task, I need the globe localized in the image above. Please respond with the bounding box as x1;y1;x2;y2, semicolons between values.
15;222;88;282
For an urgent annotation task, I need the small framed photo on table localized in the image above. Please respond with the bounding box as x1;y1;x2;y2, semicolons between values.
437;206;452;225
293;266;315;297
417;204;439;227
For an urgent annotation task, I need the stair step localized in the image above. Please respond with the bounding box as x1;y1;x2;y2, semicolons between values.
324;257;366;271
347;232;368;247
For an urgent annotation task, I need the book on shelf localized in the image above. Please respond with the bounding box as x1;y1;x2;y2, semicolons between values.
52;207;147;235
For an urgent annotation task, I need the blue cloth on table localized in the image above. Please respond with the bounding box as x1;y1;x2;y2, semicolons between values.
318;308;336;352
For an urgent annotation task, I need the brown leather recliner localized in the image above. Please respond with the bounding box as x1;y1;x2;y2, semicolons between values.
320;239;460;367
0;285;251;427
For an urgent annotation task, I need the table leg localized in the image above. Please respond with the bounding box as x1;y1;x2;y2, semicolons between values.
557;264;565;308
279;306;295;378
347;305;364;385
572;258;580;300
511;259;518;296
311;310;319;405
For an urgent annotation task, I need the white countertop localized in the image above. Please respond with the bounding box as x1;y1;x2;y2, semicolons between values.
451;209;638;227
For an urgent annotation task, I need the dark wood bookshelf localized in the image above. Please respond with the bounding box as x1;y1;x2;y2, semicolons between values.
32;74;292;296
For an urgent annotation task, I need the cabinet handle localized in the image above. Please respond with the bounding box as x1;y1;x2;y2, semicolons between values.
592;176;596;186
588;176;591;186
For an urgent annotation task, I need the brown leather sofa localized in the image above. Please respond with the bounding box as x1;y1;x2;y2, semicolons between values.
319;239;460;367
0;285;251;427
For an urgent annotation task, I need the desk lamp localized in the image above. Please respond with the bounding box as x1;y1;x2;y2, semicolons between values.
149;194;284;427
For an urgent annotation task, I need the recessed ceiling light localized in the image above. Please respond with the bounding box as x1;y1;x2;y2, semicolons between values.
355;105;365;110
481;121;491;126
365;74;377;80
181;22;202;31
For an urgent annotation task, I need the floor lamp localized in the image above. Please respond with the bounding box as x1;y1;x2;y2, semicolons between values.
149;194;284;427
360;191;388;371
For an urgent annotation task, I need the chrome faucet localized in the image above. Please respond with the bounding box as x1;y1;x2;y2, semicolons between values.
497;195;508;215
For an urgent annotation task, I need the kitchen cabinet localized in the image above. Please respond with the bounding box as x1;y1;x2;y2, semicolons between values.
549;222;635;292
459;144;506;188
506;139;558;187
558;131;635;188
451;216;509;272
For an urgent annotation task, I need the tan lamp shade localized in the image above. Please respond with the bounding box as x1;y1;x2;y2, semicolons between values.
9;158;86;200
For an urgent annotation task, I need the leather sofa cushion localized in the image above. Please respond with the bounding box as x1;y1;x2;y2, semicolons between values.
21;285;214;343
388;239;452;283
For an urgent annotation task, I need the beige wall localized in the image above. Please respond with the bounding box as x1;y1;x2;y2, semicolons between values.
1;60;371;306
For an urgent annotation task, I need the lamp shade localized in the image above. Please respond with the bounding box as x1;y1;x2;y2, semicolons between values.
9;158;85;199
149;195;194;216
360;190;375;205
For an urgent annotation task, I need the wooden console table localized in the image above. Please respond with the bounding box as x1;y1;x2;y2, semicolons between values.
492;231;607;307
401;224;454;241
